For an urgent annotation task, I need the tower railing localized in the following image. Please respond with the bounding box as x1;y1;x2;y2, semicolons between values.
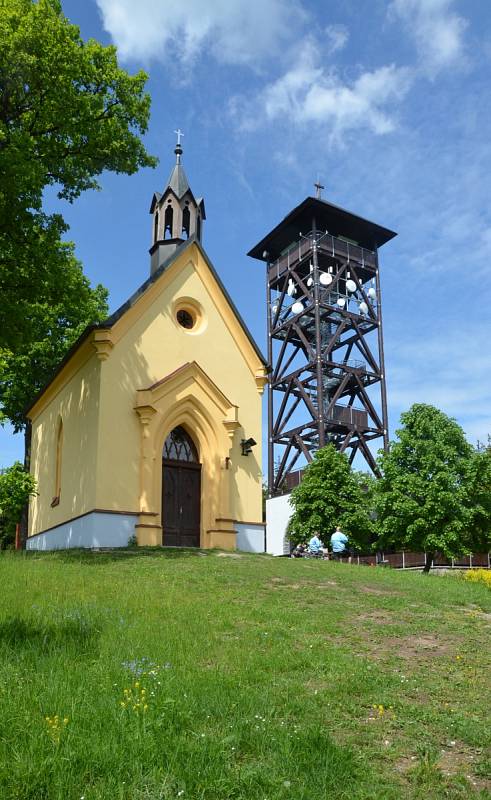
268;231;376;281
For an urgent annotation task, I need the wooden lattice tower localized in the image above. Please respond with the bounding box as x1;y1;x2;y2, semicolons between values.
248;196;396;495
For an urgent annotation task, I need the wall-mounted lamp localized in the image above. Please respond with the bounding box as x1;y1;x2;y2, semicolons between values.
241;437;257;456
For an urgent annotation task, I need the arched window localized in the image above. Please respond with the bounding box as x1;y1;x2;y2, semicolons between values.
52;417;63;506
163;426;198;462
182;205;190;238
154;211;159;243
164;204;174;239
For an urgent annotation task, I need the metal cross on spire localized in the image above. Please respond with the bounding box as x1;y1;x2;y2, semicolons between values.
174;128;184;164
314;178;325;199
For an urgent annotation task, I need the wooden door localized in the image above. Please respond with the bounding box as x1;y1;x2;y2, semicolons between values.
162;426;201;548
162;463;201;547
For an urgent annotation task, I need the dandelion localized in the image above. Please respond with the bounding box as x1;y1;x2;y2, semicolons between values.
45;714;69;744
119;684;150;714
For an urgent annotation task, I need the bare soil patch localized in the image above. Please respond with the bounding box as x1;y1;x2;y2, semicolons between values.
271;582;302;590
357;611;395;625
394;754;417;775
268;578;339;591
358;585;400;597
438;742;490;792
217;552;243;559
360;633;451;661
389;634;449;659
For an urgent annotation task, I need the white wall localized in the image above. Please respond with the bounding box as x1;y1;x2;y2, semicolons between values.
26;512;136;551
236;522;265;553
265;494;292;556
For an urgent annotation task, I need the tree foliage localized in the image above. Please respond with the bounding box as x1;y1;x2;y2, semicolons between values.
0;0;156;429
0;246;108;431
375;404;491;567
0;461;36;546
288;444;375;549
0;0;156;352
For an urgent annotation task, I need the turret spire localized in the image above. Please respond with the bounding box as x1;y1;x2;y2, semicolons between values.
148;132;206;275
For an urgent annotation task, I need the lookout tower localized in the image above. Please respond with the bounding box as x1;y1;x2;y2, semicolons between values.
248;195;396;495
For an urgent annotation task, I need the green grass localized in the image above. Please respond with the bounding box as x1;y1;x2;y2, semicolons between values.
0;549;490;800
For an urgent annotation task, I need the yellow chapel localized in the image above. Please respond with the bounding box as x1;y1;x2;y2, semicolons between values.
26;139;267;551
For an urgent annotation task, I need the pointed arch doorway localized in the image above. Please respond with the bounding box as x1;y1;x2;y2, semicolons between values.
162;426;201;547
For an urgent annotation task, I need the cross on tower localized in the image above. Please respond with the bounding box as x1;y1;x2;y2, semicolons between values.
314;179;325;199
174;128;184;146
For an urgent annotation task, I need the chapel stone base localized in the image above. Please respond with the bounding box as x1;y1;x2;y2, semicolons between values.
135;523;237;550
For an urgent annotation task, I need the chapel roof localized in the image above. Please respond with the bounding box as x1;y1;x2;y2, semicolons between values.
25;237;267;415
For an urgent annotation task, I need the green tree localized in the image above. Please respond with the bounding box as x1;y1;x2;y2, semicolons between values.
464;442;491;554
375;404;491;571
288;444;375;550
0;461;36;547
0;0;155;425
0;0;156;351
0;247;108;432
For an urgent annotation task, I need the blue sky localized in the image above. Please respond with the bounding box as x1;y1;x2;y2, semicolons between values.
2;0;491;469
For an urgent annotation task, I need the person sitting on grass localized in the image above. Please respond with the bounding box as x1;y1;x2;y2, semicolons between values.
291;542;307;558
308;532;324;555
330;526;348;560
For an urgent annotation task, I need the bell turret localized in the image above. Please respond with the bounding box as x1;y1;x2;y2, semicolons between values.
149;130;206;274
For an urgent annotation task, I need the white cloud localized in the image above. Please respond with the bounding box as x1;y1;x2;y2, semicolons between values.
95;0;305;65
389;0;468;75
230;39;412;140
324;24;349;54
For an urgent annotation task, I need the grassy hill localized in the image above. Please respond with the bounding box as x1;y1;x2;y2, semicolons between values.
0;549;490;800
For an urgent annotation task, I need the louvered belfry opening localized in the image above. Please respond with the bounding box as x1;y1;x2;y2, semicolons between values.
248;195;396;495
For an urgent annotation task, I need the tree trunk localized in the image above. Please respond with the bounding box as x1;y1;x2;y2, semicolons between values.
19;421;31;549
423;551;434;573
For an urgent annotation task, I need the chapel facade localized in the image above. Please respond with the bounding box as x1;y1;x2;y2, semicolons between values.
26;141;267;551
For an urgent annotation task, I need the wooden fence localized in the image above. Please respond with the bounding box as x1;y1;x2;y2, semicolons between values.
335;552;491;569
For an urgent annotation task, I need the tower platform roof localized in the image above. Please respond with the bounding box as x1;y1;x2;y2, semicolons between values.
248;196;396;261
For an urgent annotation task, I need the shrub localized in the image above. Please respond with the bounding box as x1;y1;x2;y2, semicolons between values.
463;569;491;589
0;462;36;548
